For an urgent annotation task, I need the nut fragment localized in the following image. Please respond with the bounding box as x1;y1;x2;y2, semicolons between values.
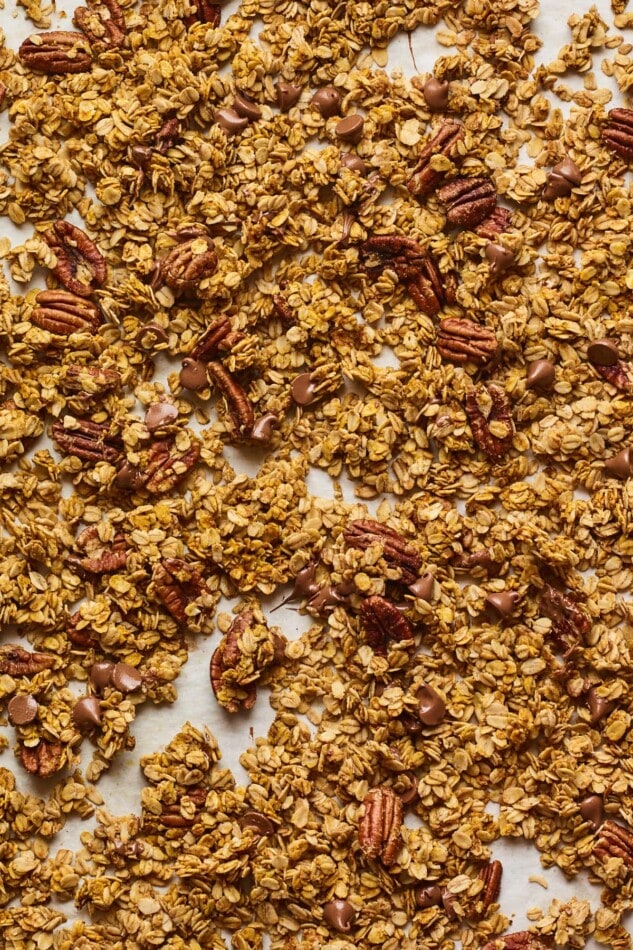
482;934;551;950
152;558;207;624
538;583;589;656
437;318;498;365
464;385;514;462
479;860;503;913
408;121;463;196
344;519;421;586
358;787;403;866
594;820;633;867
602;108;633;160
207;361;255;439
73;0;126;47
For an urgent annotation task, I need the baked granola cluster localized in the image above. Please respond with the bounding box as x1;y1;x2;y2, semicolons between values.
0;0;632;946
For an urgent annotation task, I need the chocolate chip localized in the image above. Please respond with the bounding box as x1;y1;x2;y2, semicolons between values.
7;694;38;726
543;156;582;199
400;711;423;736
113;839;143;858
135;323;168;350
399;773;419;805
587;339;619;366
306;584;350;616
215;108;249;134
586;687;614;724
458;549;500;575
114;462;141;491
335;114;364;143
417;684;446;726
423;77;450;112
340;153;367;175
180;358;208;391
604;447;632;479
310;86;341;118
408;572;435;601
579;794;604;831
73;696;102;731
111;662;143;693
129;145;152;170
323;898;355;932
250;412;279;442
275;81;302;112
145;402;178;431
414;884;443;908
233;93;262;121
291;561;320;599
290;372;317;406
441;889;459;921
239;811;275;837
485;242;514;277
525;358;556;392
90;661;115;691
485;590;520;618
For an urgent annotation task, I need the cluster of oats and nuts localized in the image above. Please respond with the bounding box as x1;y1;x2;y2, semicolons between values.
0;0;633;947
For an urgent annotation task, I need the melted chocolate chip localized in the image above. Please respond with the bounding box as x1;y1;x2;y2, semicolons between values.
579;794;604;831
408;572;435;601
239;811;275;837
129;145;152;170
543;156;582;199
485;590;520;618
90;661;115;691
604;447;632;479
310;86;342;118
114;462;142;491
180;358;208;391
135;323;168;350
7;693;38;726
290;372;317;406
587;339;619;366
417;684;446;726
323;898;355;932
73;696;102;731
111;662;143;693
215;108;249;134
340;153;367;175
414;884;443;908
335;114;364;143
233;93;262;121
525;359;556;392
250;412;279;442
275;81;302;111
423;77;450;112
145;402;178;431
586;687;614;724
485;242;514;277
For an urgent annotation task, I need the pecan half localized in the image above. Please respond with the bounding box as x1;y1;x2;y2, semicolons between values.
42;222;107;298
51;417;123;464
482;933;551;950
139;439;201;494
210;610;286;713
594;820;633;867
479;860;503;913
602;108;633;160
67;525;127;574
358;787;403;866
19;740;65;778
344;519;422;587
438;177;497;228
190;317;245;362
184;0;221;28
360;235;445;316
538;584;589;655
74;0;126;47
158;236;218;296
594;361;630;391
30;290;102;335
437;318;498;365
18;31;92;74
207;362;255;440
465;385;514;462
408;121;463;196
152;558;207;624
475;207;512;239
0;645;55;676
360;595;414;655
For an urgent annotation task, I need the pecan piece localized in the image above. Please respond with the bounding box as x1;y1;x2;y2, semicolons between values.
594;361;630;390
59;364;122;395
482;933;551;950
437;318;498;365
51;417;123;464
152;558;207;624
42;222;107;298
438;177;497;228
139;439;201;494
358;787;403;866
157;786;207;828
30;290;102;335
74;0;126;47
67;525;127;574
158;237;218;297
479;860;503;913
190;317;245;362
210;610;286;713
360;235;445;315
360;595;414;655
272;295;294;323
0;646;55;676
465;385;514;462
207;362;255;440
594;820;633;867
18;31;92;74
475;207;512;239
408;121;463;196
602;108;633;160
66;610;99;649
19;740;65;778
184;0;221;28
344;519;422;587
538;584;589;656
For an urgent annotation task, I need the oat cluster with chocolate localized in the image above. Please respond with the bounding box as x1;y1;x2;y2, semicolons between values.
0;0;633;947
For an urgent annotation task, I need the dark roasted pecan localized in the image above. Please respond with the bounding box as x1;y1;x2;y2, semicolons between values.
594;820;633;866
594;361;630;390
51;417;123;464
19;740;64;778
207;362;255;440
465;385;514;462
66;610;99;649
158;236;218;296
74;0;126;47
67;525;127;574
19;31;92;73
139;439;201;494
156;786;207;828
475;206;512;239
482;933;551;950
602;108;633;160
437;318;498;365
152;558;207;624
479;860;503;913
358;787;403;866
0;645;55;676
210;610;286;713
190;317;245;362
344;519;422;587
59;364;122;395
42;222;107;298
438;177;497;228
183;0;221;27
360;235;445;315
408;121;463;196
538;584;589;655
30;290;102;335
360;596;414;655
